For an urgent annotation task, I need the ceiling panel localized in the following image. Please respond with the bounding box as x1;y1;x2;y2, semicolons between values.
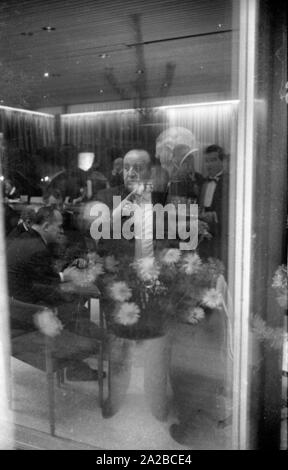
0;0;235;108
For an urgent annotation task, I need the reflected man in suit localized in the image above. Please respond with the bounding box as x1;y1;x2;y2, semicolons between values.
199;145;229;270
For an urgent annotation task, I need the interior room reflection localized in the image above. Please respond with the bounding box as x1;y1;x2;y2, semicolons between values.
2;102;236;450
1;0;286;452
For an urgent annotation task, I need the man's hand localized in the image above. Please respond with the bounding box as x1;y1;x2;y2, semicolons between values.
112;189;137;220
62;266;79;282
71;258;88;269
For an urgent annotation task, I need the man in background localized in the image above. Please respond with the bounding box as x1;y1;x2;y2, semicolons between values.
199;144;230;269
110;157;124;188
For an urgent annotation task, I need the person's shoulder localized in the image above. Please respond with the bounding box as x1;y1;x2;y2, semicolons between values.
91;170;108;182
7;228;43;259
17;228;45;249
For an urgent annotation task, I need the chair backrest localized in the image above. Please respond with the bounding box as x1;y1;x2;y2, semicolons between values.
9;297;43;332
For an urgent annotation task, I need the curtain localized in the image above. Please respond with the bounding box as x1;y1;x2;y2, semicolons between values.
0;108;55;153
61;103;238;174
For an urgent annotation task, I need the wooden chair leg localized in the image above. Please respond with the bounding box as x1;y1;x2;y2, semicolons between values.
45;338;56;436
7;353;13;410
98;344;104;407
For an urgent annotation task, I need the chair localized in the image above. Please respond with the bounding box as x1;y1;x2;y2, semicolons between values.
9;297;107;436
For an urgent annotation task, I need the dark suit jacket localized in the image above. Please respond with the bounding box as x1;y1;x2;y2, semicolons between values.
168;172;204;202
7;228;63;307
6;222;30;246
96;184;177;254
199;173;229;268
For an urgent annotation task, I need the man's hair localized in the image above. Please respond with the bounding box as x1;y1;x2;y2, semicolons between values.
34;206;59;225
205;144;226;161
20;207;36;223
124;149;151;162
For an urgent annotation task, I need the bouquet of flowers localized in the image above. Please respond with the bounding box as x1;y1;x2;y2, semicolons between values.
98;249;225;340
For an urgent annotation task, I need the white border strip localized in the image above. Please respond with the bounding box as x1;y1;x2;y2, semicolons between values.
0;105;54;118
232;0;257;450
61;100;240;118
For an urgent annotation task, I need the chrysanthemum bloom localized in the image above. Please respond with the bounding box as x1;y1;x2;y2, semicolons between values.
161;248;181;265
277;293;288;309
75;263;104;285
186;307;205;324
135;257;160;282
115;302;140;326
272;265;287;290
202;288;223;308
104;255;119;273
34;309;63;337
110;281;132;302
91;263;105;278
87;251;103;265
182;253;202;275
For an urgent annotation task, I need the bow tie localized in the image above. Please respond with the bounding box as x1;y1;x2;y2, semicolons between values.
207;176;220;182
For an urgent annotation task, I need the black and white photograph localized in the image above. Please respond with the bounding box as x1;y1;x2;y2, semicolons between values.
0;0;287;452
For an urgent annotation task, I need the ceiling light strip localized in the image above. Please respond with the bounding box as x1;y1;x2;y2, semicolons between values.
0;105;54;118
157;100;240;110
61;100;240;118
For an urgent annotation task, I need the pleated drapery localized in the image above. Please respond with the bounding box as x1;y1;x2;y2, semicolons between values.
0;101;238;178
61;102;238;173
0;108;55;153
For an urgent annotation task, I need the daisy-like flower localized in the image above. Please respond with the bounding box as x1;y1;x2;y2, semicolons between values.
87;251;103;265
272;265;287;290
181;253;202;275
115;302;140;326
134;257;160;282
110;281;132;302
161;248;181;265
104;255;119;273
34;308;63;337
92;263;105;278
276;293;288;309
202;288;223;309
186;307;205;325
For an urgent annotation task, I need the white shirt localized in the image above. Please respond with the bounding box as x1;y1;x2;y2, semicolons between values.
203;171;223;208
134;190;154;260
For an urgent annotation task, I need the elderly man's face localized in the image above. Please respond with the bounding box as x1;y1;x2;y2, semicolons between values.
123;150;151;191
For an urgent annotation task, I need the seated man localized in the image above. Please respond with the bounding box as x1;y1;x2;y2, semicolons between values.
7;205;76;309
7;205;105;380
